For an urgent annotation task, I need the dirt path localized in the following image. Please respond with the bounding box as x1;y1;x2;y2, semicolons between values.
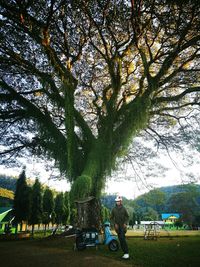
0;237;136;267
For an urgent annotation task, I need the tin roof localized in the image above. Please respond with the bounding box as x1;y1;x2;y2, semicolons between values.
0;207;13;223
161;213;180;219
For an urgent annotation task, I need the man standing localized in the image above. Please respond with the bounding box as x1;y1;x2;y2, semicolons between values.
111;196;129;259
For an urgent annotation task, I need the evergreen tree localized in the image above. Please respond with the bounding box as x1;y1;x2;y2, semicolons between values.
63;192;70;224
42;188;54;232
29;178;43;235
13;169;31;231
51;210;56;226
54;193;65;225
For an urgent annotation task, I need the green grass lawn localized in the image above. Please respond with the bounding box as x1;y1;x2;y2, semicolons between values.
100;236;200;267
0;235;200;267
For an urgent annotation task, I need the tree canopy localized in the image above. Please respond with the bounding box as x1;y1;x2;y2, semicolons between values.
0;0;200;198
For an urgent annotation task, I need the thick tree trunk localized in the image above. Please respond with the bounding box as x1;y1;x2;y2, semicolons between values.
75;196;102;230
71;140;109;230
81;139;110;197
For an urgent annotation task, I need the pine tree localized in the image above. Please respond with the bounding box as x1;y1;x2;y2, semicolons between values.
42;188;54;233
54;193;65;226
63;192;70;224
13;169;31;232
29;178;43;235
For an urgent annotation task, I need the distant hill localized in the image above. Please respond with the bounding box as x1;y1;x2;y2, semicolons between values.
101;183;200;212
158;184;200;198
0;187;14;207
134;183;200;201
0;174;17;192
0;175;16;206
131;183;200;217
101;194;133;210
0;174;35;192
0;188;14;199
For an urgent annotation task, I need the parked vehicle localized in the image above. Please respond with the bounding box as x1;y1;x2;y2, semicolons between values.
74;221;119;251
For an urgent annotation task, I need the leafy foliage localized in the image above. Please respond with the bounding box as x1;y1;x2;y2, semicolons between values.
167;185;200;226
54;193;65;225
101;205;111;222
42;188;54;225
63;191;70;224
70;175;92;200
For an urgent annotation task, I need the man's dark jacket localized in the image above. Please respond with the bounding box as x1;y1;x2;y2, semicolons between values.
111;204;129;227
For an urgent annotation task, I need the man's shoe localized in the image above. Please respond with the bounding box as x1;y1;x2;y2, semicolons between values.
122;254;129;259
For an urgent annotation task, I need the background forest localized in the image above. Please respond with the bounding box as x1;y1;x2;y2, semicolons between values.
1;174;200;229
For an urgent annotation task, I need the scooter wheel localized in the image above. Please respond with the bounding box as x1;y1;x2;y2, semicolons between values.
76;236;86;251
76;242;86;251
108;240;119;252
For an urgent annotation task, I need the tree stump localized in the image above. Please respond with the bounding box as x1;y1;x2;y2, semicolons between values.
75;196;102;230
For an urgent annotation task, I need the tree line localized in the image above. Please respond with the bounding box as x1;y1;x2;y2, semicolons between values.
13;169;70;235
12;169;111;235
4;169;200;232
102;184;200;229
130;185;200;229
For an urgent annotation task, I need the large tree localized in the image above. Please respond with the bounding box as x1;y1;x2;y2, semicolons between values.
0;0;200;199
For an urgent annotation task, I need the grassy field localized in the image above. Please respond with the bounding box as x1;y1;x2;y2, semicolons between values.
0;233;200;267
104;235;200;267
126;229;200;237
